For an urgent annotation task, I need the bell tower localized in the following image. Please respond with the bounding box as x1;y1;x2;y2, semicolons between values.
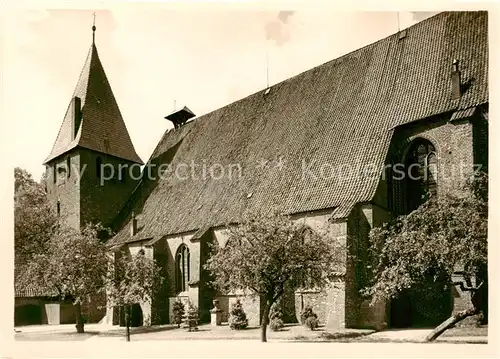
44;22;143;230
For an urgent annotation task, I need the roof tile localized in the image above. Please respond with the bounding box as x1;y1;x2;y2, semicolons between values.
110;11;488;245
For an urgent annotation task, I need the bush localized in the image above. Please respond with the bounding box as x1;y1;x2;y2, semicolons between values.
269;318;284;331
172;300;185;328
182;303;199;332
269;301;284;331
229;299;248;330
300;306;318;330
304;316;319;330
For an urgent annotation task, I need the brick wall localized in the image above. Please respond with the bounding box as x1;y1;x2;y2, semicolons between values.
79;148;141;229
46;148;141;230
344;203;389;329
15;298;75;325
45;150;81;230
389;114;476;203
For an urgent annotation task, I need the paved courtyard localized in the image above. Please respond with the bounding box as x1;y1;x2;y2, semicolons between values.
14;323;487;343
14;323;373;342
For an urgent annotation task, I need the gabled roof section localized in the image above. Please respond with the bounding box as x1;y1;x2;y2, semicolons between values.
109;11;488;246
44;44;143;164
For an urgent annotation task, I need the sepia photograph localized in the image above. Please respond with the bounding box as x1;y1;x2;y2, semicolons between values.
2;2;496;357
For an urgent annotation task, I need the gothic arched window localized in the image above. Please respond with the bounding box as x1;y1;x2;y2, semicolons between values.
405;139;438;213
175;244;190;293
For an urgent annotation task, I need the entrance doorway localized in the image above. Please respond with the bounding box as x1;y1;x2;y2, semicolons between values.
130;303;143;327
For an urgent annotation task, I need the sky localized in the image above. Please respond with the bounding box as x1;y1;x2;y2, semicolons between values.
1;5;438;180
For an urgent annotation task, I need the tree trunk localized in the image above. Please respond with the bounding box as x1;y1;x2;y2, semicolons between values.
425;307;480;342
74;302;84;333
125;305;131;342
260;300;271;343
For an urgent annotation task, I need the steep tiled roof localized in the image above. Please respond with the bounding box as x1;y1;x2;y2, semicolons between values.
44;44;143;164
14;267;58;298
110;11;488;245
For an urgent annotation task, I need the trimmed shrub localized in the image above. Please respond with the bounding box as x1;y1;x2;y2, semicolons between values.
172;300;185;328
182;303;199;332
304;316;319;330
269;301;284;331
300;306;318;331
229;299;248;330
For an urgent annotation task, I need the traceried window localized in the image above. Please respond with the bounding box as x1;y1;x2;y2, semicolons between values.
175;244;190;293
405;139;438;213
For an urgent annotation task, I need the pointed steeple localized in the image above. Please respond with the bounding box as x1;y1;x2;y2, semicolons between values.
44;23;143;165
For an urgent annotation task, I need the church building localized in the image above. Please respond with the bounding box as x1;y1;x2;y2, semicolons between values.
42;11;488;329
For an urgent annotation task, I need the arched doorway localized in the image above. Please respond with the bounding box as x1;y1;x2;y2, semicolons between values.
130;303;143;327
119;304;144;327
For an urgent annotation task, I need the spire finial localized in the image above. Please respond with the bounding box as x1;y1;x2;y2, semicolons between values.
92;12;96;44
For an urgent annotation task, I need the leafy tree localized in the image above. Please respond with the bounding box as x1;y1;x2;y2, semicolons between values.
364;173;488;341
107;249;164;341
21;224;110;333
14;167;58;266
228;299;248;330
205;212;344;342
172;299;185;328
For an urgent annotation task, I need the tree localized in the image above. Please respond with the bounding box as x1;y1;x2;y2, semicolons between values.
14;167;58;266
204;212;344;342
21;224;110;333
107;249;164;341
364;173;488;341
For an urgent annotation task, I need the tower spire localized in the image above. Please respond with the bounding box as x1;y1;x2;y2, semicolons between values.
92;12;96;44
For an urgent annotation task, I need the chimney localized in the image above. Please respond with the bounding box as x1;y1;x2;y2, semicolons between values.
72;96;82;139
451;59;461;100
130;211;138;236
